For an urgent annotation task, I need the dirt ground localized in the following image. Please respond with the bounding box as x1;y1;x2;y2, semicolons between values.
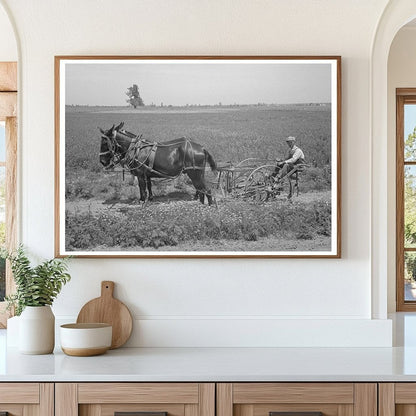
88;235;331;253
66;190;332;217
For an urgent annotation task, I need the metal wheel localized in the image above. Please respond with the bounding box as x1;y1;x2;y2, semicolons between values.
243;165;275;202
274;175;293;200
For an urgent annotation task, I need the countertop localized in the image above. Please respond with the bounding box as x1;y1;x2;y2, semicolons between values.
3;345;416;382
2;313;416;382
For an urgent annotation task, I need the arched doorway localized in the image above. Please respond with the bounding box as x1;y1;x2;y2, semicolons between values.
371;1;416;318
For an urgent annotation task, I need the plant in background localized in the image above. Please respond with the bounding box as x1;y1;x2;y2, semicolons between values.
4;246;71;316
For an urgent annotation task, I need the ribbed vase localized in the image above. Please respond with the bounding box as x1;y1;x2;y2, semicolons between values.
19;306;55;354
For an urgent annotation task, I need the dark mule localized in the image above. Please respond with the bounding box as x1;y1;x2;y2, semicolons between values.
99;122;217;204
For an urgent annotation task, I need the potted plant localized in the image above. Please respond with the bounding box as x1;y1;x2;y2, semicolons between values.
4;246;71;354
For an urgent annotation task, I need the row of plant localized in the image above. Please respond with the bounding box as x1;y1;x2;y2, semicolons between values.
66;198;331;250
65;105;331;174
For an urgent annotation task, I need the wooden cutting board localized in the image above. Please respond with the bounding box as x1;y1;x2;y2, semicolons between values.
76;281;133;349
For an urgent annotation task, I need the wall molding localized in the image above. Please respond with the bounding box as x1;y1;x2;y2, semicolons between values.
53;317;392;348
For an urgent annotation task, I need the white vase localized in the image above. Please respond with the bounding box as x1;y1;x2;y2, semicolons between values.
19;306;55;354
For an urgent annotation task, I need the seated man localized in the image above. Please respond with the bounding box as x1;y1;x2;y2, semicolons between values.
275;136;305;180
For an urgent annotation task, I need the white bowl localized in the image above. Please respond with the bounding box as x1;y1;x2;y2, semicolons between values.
60;323;112;356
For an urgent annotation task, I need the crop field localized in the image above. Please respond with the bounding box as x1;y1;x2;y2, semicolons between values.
64;104;333;252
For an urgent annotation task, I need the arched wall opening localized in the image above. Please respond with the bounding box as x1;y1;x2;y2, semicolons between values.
372;0;416;318
387;19;416;313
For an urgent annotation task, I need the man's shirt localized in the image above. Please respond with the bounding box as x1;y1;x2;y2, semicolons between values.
285;145;305;164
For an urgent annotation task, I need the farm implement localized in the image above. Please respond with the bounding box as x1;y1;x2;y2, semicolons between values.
216;158;307;202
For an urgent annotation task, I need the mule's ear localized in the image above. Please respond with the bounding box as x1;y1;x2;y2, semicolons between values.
115;121;124;131
98;127;105;134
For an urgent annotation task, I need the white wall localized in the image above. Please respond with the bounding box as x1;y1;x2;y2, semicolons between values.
0;3;16;61
387;26;416;312
0;0;394;346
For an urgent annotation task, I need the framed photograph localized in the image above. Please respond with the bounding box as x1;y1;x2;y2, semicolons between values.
55;56;341;258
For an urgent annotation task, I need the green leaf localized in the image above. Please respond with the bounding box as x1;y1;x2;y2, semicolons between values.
5;245;71;315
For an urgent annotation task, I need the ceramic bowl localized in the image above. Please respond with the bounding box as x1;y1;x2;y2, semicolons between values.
60;323;112;356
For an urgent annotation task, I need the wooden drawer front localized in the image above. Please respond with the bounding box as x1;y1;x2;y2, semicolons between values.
57;383;215;416
395;383;416;403
236;403;345;416
218;383;376;416
379;383;416;416
0;383;39;404
233;384;354;404
0;405;31;416
78;383;200;404
80;403;185;416
0;383;53;416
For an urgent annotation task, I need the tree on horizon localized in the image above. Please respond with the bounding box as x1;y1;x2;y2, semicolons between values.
126;84;144;108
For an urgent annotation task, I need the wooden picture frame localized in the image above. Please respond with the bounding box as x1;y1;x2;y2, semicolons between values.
55;56;341;258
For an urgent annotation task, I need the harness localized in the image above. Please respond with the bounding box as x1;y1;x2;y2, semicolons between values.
105;133;204;180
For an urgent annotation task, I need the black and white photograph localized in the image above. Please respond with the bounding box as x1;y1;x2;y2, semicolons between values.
55;56;341;257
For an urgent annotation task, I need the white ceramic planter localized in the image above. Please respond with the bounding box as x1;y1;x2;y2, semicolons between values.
19;306;55;354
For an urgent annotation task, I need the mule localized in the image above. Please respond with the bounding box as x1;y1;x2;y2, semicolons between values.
99;122;217;204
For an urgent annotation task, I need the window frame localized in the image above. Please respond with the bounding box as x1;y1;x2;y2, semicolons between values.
0;62;17;327
396;88;416;311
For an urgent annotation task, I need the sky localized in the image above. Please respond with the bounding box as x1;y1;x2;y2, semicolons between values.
405;104;416;139
64;60;333;106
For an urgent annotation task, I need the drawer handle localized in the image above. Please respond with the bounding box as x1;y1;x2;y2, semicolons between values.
115;412;168;416
270;413;323;416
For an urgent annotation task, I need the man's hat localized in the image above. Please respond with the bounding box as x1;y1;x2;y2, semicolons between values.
285;136;296;142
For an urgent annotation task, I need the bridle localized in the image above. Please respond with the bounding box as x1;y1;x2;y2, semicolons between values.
99;131;123;169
